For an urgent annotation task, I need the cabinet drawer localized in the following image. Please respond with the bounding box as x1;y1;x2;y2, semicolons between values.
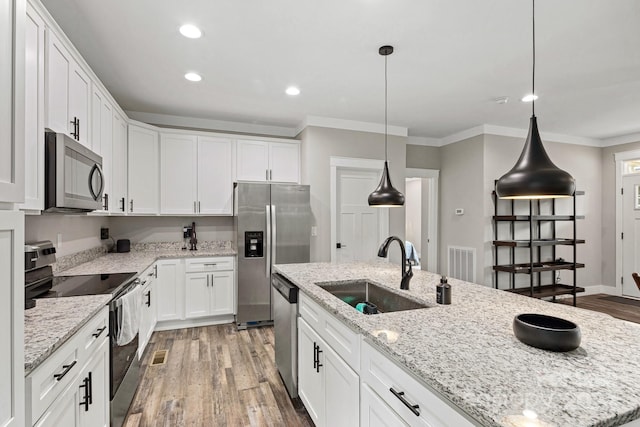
185;257;234;273
27;306;109;426
299;293;360;372
361;341;475;427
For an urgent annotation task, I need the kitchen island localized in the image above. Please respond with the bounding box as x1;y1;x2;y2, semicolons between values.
274;261;640;427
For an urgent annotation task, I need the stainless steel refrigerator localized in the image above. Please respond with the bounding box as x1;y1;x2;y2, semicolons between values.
235;183;310;328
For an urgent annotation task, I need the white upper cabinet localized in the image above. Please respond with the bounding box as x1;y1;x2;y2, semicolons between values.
269;142;300;183
160;133;233;215
21;2;45;211
236;139;300;183
0;0;25;205
160;133;197;215
91;88;112;212
110;112;127;213
197;136;233;214
45;30;91;147
128;124;159;214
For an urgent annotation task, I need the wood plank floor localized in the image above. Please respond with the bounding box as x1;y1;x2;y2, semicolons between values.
123;324;313;427
559;293;640;324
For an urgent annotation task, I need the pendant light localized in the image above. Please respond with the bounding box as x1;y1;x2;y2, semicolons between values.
495;0;575;199
368;45;405;207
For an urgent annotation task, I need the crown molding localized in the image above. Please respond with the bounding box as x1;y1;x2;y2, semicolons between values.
125;111;298;138
407;136;442;147
601;132;640;148
296;115;408;138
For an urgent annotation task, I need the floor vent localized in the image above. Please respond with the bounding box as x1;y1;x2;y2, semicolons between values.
448;246;476;283
150;350;168;366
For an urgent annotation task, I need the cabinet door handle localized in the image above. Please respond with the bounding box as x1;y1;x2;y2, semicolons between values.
130;199;134;212
316;345;323;372
79;376;90;411
92;326;107;338
313;342;317;370
270;169;273;180
103;193;109;211
53;360;77;381
120;197;125;212
198;201;201;213
87;371;93;405
194;201;196;213
145;291;151;307
154;264;158;278
77;119;80;141
206;275;210;287
70;117;78;139
390;387;420;416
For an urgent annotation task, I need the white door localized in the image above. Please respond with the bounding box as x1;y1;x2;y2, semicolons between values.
110;113;127;213
127;125;159;214
0;212;24;427
45;31;70;136
622;174;640;298
160;133;197;214
22;4;45;211
237;140;268;182
184;273;210;318
269;142;299;183
197;136;233;214
210;271;234;315
34;386;80;427
78;339;109;427
361;384;409;427
68;63;90;147
91;90;112;212
298;318;324;426
336;169;384;262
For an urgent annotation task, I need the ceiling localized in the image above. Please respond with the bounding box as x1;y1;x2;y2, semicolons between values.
41;0;640;140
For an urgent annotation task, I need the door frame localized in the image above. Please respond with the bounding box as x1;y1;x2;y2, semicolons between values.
405;168;439;273
330;157;389;262
615;149;640;296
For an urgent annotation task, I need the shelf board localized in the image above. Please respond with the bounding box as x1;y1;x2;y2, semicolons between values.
504;284;585;299
493;215;585;221
493;238;585;247
493;261;585;274
492;190;584;197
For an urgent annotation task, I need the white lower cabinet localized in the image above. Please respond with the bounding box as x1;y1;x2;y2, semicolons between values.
298;318;359;427
361;384;409;427
27;307;109;427
184;258;235;319
138;269;157;359
156;259;184;322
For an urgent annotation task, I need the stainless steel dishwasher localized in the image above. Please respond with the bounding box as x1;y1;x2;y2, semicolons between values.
271;273;299;398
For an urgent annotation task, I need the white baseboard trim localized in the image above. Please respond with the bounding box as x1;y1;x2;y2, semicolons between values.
154;314;235;332
581;285;619;296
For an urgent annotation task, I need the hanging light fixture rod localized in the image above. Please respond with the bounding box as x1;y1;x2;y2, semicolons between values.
368;45;405;207
494;0;575;200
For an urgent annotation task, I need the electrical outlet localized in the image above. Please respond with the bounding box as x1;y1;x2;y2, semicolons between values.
101;228;109;240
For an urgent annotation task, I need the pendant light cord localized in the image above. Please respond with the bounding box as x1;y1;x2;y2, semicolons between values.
384;53;388;161
532;0;536;117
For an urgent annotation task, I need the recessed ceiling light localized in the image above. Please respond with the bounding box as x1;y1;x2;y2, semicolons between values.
184;72;202;82
494;96;509;104
521;93;538;102
179;24;202;39
285;86;300;96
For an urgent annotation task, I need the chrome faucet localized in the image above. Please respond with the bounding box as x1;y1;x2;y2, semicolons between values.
377;236;413;290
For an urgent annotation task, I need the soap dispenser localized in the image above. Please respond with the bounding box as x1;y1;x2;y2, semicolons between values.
437;275;451;305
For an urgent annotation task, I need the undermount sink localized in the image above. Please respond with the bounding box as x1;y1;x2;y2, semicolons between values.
316;280;430;314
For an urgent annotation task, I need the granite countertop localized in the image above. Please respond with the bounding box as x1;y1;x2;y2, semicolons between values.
274;261;640;427
24;295;111;375
57;244;237;276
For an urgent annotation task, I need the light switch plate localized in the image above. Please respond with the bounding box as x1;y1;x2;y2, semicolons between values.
311;226;318;236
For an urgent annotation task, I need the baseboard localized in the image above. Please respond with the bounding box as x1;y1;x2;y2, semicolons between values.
154;314;236;332
581;285;618;296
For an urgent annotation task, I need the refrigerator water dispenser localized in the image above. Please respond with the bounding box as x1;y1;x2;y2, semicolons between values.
245;231;263;257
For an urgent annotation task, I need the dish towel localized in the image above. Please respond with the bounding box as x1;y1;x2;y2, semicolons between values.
405;241;420;264
116;284;142;346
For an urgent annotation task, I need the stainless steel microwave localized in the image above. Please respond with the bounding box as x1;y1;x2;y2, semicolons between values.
45;132;104;213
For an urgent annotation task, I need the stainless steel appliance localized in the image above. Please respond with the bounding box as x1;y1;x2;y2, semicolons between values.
272;273;299;398
235;182;310;328
45;131;104;212
24;241;57;309
29;241;140;427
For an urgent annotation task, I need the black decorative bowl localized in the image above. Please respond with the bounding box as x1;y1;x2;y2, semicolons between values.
513;313;581;352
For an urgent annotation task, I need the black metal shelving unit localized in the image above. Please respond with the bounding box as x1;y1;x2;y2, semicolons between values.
492;184;585;306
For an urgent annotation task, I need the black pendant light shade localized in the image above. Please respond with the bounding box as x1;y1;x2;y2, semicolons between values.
495;0;575;199
495;116;575;199
368;45;405;207
368;161;405;206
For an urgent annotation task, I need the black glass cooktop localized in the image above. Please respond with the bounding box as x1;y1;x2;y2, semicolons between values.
41;272;137;298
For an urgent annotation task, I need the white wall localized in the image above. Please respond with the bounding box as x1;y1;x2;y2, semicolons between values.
25;215;108;257
299;126;407;262
108;216;234;243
